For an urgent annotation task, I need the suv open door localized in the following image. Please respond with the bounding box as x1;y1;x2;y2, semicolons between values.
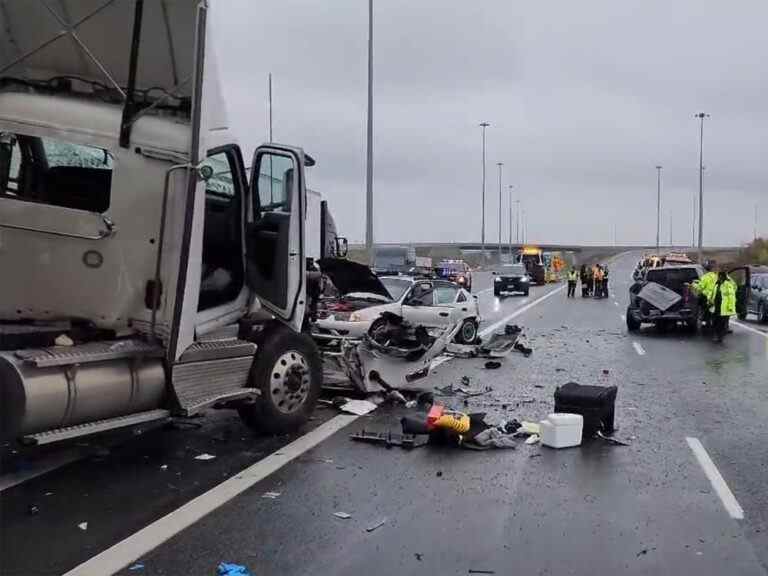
728;266;751;320
247;145;308;332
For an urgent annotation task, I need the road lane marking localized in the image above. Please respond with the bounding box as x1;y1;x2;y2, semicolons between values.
686;437;745;520
732;320;768;339
430;285;564;371
479;284;566;337
63;414;360;576
632;341;646;356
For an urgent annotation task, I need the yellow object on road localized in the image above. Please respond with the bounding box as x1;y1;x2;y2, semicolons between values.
433;412;471;434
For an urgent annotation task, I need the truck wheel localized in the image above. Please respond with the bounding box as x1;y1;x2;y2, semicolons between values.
456;319;479;344
493;287;501;297
760;303;768;324
523;288;530;296
626;308;641;332
238;327;322;434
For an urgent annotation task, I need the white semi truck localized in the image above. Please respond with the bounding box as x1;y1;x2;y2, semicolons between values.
0;0;340;445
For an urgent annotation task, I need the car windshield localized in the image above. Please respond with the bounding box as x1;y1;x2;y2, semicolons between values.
381;277;412;301
646;267;701;285
440;262;465;273
499;264;526;275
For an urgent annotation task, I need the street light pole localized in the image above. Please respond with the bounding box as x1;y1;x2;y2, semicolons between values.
497;162;503;258
655;165;662;253
516;199;521;244
479;122;490;255
364;0;374;260
695;112;709;263
508;185;514;256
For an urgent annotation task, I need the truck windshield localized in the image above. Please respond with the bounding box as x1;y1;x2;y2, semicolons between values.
0;131;113;213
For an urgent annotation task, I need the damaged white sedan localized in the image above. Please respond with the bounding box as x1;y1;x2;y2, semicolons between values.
314;260;481;344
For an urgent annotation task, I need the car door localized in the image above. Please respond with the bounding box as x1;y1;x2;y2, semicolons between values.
247;145;307;332
432;281;462;326
748;275;760;313
401;281;440;326
728;266;750;319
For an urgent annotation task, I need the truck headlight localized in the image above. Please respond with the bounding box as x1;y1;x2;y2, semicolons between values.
494;277;501;282
521;277;529;282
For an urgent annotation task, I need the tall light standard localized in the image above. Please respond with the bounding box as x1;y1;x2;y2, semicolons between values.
479;122;490;254
655;165;662;252
508;185;515;255
497;162;503;258
695;112;709;263
515;199;521;244
364;0;374;260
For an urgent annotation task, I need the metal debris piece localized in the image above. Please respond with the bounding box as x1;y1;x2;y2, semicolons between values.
194;453;216;461
334;512;352;519
350;430;427;449
262;491;281;499
366;518;387;532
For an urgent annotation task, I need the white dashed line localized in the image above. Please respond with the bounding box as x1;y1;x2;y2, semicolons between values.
732;320;768;339
63;415;360;575
479;285;566;337
686;437;745;520
632;341;646;356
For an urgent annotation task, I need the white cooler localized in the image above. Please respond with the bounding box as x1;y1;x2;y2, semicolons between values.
539;413;584;448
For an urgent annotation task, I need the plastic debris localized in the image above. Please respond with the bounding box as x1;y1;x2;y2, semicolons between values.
28;504;40;516
217;562;253;576
484;361;502;370
366;518;387;532
78;522;88;531
54;334;74;347
338;399;378;416
194;453;216;461
128;563;145;571
262;491;281;499
333;511;352;519
524;434;540;445
470;428;516;449
520;421;541;435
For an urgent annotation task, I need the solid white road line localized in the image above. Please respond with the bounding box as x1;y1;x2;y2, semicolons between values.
632;341;646;356
686;437;745;520
430;285;563;371
732;320;768;339
63;415;360;576
479;284;566;337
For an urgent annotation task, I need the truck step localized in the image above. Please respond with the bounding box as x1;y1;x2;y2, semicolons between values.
172;355;255;416
21;409;171;446
178;339;256;363
16;339;164;368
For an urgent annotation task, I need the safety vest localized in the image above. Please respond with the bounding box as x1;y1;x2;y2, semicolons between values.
568;270;578;281
710;278;737;316
695;271;718;303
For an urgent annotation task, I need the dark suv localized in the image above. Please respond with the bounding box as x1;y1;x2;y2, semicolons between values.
493;263;531;297
626;265;703;332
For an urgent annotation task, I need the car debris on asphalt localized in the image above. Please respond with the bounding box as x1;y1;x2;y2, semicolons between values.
333;511;352;519
217;562;253;576
194;453;216;461
366;518;387;532
261;491;281;499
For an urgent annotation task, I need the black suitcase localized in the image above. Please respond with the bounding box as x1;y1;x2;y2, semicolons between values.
554;382;617;438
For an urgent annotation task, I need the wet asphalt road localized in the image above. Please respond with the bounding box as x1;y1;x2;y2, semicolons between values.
3;252;768;576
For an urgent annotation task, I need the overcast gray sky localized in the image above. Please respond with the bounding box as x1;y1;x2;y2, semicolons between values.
214;0;767;247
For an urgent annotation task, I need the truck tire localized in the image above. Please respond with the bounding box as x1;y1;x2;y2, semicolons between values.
523;287;530;296
626;308;641;332
493;287;501;297
238;327;322;434
760;303;768;324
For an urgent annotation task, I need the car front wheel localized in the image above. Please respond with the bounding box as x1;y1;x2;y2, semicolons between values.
626;308;641;332
456;318;479;344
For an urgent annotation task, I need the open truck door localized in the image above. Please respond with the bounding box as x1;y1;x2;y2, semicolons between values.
728;266;751;321
247;145;307;332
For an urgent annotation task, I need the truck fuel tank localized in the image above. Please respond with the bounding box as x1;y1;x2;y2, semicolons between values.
0;349;166;440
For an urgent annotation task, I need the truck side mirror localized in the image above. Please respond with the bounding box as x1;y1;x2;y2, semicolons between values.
335;237;348;258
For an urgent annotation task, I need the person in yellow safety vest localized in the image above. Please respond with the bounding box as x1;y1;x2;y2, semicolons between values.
692;261;718;327
710;270;737;343
567;269;578;298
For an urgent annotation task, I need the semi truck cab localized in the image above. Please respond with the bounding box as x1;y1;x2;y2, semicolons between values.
0;0;323;445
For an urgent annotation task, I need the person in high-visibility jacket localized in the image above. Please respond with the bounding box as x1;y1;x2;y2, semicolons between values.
567;269;578;298
693;261;718;328
710;270;737;343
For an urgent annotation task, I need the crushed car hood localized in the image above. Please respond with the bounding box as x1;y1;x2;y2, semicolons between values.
318;258;392;300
